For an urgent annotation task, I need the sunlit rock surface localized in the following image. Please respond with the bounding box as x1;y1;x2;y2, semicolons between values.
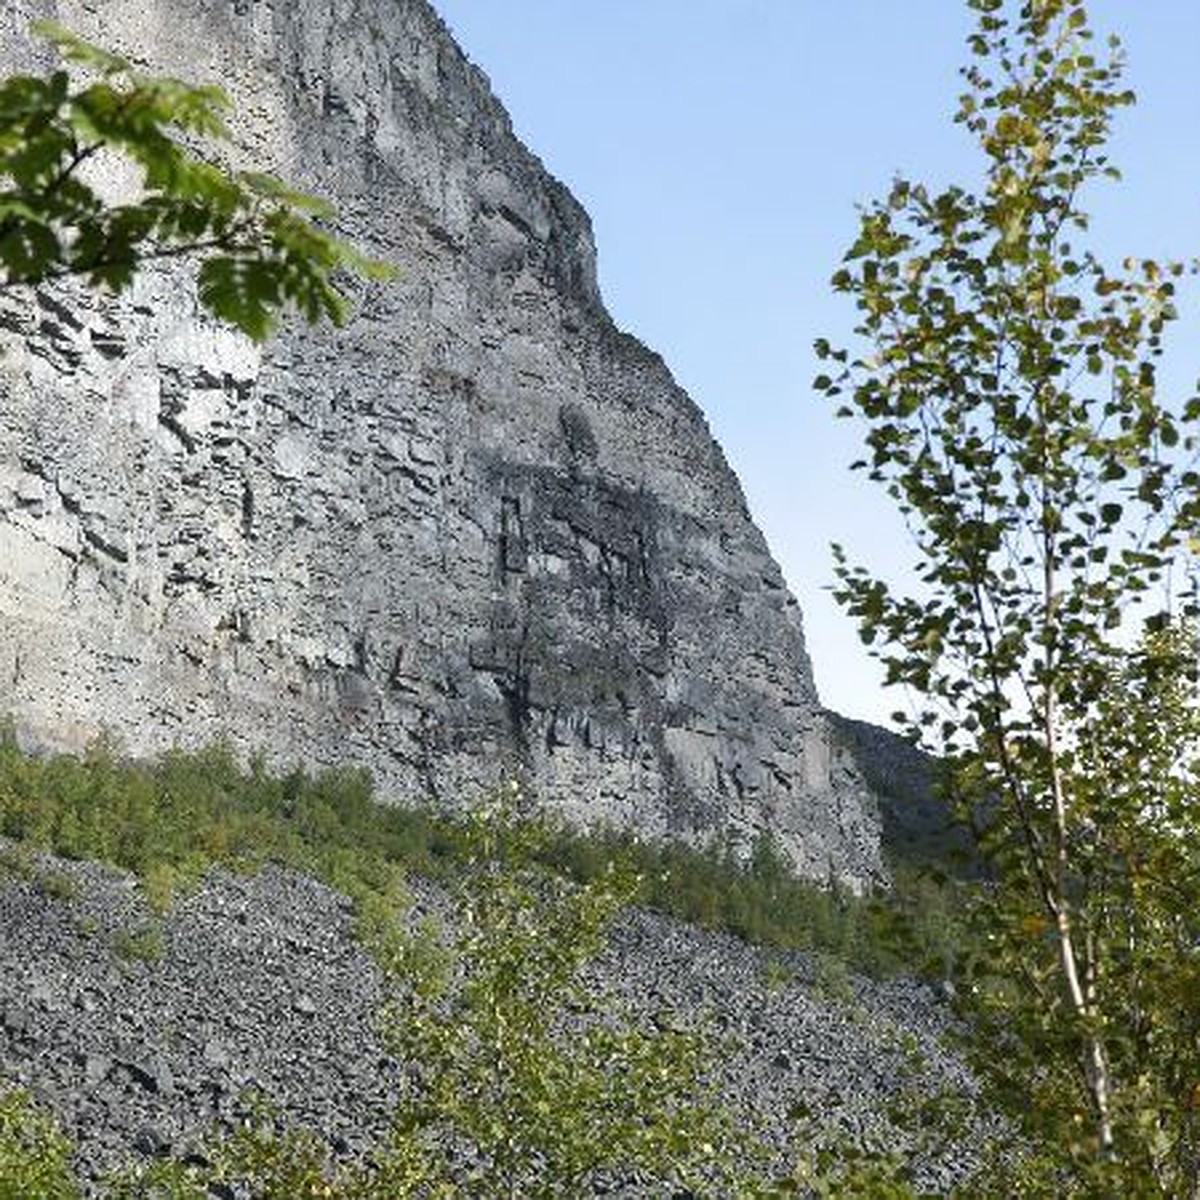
0;0;882;886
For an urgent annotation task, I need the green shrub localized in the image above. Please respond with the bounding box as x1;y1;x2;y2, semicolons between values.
0;1086;79;1200
32;870;78;903
372;795;772;1196
112;923;165;965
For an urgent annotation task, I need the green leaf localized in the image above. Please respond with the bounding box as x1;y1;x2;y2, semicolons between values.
239;171;336;218
30;20;130;76
198;255;282;342
0;217;62;279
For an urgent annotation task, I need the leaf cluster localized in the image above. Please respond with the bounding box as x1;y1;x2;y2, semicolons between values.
0;22;393;340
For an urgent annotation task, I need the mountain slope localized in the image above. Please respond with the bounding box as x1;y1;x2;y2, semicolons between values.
0;845;973;1194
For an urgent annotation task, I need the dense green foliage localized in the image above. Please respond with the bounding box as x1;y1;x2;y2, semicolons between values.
0;726;963;983
0;22;391;340
0;1087;78;1200
817;0;1200;1191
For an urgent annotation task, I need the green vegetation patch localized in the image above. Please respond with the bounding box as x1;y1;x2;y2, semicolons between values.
0;1086;79;1200
0;724;966;981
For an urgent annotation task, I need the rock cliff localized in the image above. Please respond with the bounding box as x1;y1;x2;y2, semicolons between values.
0;0;882;886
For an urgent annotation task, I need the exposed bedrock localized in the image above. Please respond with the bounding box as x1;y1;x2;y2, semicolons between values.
0;0;882;887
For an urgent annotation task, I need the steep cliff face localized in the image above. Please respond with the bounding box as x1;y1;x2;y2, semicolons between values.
0;0;882;886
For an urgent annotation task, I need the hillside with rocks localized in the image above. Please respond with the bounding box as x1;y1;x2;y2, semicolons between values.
0;844;976;1194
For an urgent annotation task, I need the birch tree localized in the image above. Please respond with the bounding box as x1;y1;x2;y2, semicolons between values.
816;0;1200;1191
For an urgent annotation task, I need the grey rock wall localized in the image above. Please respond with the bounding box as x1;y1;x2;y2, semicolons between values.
0;0;882;887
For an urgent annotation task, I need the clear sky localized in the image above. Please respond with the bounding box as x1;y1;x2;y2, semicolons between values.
430;2;1200;727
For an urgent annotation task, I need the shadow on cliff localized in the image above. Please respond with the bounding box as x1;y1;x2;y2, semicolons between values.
826;712;982;877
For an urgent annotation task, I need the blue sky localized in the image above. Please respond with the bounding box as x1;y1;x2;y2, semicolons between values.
431;2;1200;726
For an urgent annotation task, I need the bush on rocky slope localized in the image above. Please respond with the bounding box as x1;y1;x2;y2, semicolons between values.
0;730;989;1195
0;1085;79;1199
0;726;967;984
